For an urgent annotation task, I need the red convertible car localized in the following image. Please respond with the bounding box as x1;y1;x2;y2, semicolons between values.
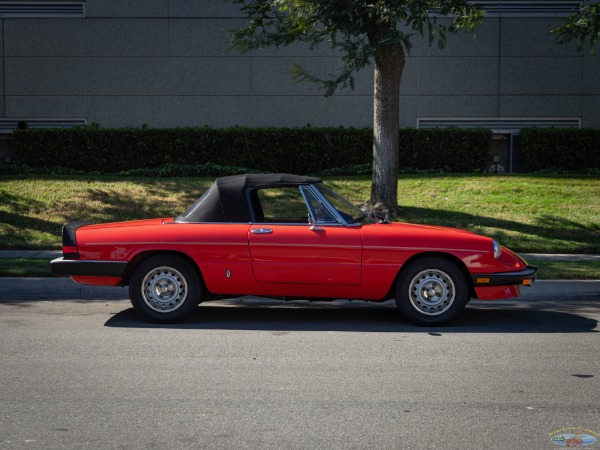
51;174;536;325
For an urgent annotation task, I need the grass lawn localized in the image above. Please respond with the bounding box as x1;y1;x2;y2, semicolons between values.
0;258;54;277
0;173;598;253
533;260;600;280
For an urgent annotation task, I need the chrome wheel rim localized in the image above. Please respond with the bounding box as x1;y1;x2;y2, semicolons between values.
141;266;188;313
408;269;455;316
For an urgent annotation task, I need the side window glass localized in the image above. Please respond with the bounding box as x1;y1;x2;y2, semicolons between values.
256;187;309;223
302;188;338;224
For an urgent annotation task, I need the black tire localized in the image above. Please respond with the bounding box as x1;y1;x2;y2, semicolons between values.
129;254;202;323
395;257;469;326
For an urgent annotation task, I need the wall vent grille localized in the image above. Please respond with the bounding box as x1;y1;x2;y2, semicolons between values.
472;1;582;17
0;2;85;18
417;117;581;133
0;119;87;134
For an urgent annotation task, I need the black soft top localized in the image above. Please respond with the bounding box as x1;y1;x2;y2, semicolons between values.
175;173;322;223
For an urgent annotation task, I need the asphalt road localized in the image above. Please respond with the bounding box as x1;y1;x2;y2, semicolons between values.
1;294;599;449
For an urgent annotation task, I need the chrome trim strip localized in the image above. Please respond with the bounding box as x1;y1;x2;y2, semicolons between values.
249;243;362;250
253;222;351;227
170;219;360;227
170;221;252;225
299;185;319;226
83;242;248;246
363;246;488;253
81;242;486;253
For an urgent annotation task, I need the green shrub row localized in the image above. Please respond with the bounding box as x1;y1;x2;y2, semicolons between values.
399;128;491;172
521;128;600;172
12;126;492;174
13;127;371;174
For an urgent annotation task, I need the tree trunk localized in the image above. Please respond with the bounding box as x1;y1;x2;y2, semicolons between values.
371;42;405;215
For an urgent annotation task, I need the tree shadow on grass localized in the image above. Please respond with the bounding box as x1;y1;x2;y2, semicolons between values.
536;214;600;233
104;300;598;334
399;206;600;253
0;192;63;248
80;186;202;222
0;189;176;248
0;181;209;248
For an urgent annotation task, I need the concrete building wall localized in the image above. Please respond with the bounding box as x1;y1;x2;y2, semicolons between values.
0;19;4;118
0;0;597;129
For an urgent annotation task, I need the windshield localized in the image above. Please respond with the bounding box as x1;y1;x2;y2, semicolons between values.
314;183;377;225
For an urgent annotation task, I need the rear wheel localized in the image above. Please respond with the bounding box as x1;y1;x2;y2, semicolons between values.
129;255;201;323
395;257;469;326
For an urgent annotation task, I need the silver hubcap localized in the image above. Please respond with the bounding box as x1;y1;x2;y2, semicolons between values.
141;266;188;313
408;269;456;316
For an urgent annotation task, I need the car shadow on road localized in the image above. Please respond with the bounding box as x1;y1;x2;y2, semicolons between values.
104;299;598;333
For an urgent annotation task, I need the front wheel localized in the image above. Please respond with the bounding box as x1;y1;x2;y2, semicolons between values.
395;257;469;326
129;255;202;323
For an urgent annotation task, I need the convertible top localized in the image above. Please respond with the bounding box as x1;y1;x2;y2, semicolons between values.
175;173;322;223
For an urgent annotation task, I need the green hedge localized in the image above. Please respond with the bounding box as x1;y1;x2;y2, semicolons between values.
12;126;491;174
521;128;600;172
399;128;491;172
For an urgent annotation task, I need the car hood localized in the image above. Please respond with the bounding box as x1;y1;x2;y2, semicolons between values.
383;221;479;236
362;221;492;252
392;222;477;236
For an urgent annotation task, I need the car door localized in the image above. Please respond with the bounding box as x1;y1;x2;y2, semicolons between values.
248;186;361;285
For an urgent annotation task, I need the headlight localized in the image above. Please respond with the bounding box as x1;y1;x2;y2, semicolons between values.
493;240;502;259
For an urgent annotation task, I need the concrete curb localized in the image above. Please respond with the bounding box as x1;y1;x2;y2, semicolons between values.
520;253;600;262
519;280;600;299
0;278;129;301
0;278;598;302
0;250;62;259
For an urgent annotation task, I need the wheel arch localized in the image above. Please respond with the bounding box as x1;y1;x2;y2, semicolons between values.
387;252;475;299
121;250;207;292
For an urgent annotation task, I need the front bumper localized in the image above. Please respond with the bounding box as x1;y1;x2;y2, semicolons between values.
50;257;128;277
471;265;538;287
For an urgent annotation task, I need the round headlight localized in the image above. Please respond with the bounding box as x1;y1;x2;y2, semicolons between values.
493;240;502;259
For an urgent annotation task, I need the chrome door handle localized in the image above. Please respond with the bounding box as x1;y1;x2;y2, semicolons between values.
310;225;324;231
251;228;273;234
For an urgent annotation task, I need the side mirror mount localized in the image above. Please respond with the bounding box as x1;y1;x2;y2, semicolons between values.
307;213;323;231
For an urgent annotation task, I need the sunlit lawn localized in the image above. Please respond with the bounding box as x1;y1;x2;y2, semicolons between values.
1;174;598;253
329;174;600;254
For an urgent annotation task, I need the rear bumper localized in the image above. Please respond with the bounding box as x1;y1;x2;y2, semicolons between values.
50;257;128;277
471;265;538;287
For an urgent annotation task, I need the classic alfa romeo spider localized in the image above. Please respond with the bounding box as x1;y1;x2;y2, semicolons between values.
51;174;537;325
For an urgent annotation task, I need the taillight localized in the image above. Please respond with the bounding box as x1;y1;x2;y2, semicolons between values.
62;221;91;260
63;245;79;259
